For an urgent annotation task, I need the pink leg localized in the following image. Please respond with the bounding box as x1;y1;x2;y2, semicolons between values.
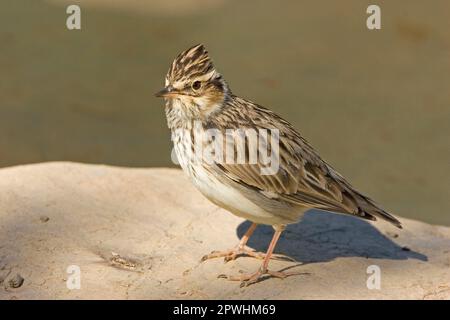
237;222;257;249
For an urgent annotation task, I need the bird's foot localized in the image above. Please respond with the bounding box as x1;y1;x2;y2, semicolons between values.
200;246;264;263
218;268;302;287
200;246;294;263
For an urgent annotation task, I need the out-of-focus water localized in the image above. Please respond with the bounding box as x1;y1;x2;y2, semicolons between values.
1;0;449;225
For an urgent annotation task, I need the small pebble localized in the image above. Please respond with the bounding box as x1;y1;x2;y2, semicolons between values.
182;269;191;276
40;216;50;223
8;274;24;288
387;232;399;238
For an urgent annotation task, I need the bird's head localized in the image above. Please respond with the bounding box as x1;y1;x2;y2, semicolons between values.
155;44;230;118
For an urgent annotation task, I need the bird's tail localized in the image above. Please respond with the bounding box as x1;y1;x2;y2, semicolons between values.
354;192;402;229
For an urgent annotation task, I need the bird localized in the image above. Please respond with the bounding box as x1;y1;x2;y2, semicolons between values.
155;44;402;287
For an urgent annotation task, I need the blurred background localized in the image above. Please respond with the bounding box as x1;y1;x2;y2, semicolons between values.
0;0;448;225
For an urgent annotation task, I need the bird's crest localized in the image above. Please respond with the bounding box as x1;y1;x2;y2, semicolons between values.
166;44;217;84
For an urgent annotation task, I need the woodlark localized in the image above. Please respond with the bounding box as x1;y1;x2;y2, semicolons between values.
156;44;402;286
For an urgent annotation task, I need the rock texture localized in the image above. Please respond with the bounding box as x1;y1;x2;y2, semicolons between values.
0;162;449;299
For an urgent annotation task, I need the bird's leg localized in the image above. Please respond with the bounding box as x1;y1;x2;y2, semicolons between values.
219;225;302;287
201;223;262;262
236;222;258;251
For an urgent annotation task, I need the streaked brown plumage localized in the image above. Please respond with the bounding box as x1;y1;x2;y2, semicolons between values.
156;44;401;286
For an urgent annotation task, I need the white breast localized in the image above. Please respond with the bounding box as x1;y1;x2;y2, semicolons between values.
172;128;280;225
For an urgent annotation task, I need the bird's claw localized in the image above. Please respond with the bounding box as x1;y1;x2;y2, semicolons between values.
218;268;302;287
200;246;294;263
200;246;262;263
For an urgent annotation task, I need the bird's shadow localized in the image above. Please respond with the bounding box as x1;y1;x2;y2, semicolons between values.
237;210;427;264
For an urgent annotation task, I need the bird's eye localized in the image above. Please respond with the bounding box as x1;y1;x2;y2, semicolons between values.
191;81;201;91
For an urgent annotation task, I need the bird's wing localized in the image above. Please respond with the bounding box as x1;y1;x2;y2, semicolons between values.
208;100;401;228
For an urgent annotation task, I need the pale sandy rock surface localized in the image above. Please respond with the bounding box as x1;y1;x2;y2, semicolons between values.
0;162;449;300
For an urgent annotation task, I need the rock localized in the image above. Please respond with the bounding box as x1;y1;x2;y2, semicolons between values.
0;162;449;299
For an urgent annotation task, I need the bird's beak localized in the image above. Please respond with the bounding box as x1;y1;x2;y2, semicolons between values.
155;85;177;98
